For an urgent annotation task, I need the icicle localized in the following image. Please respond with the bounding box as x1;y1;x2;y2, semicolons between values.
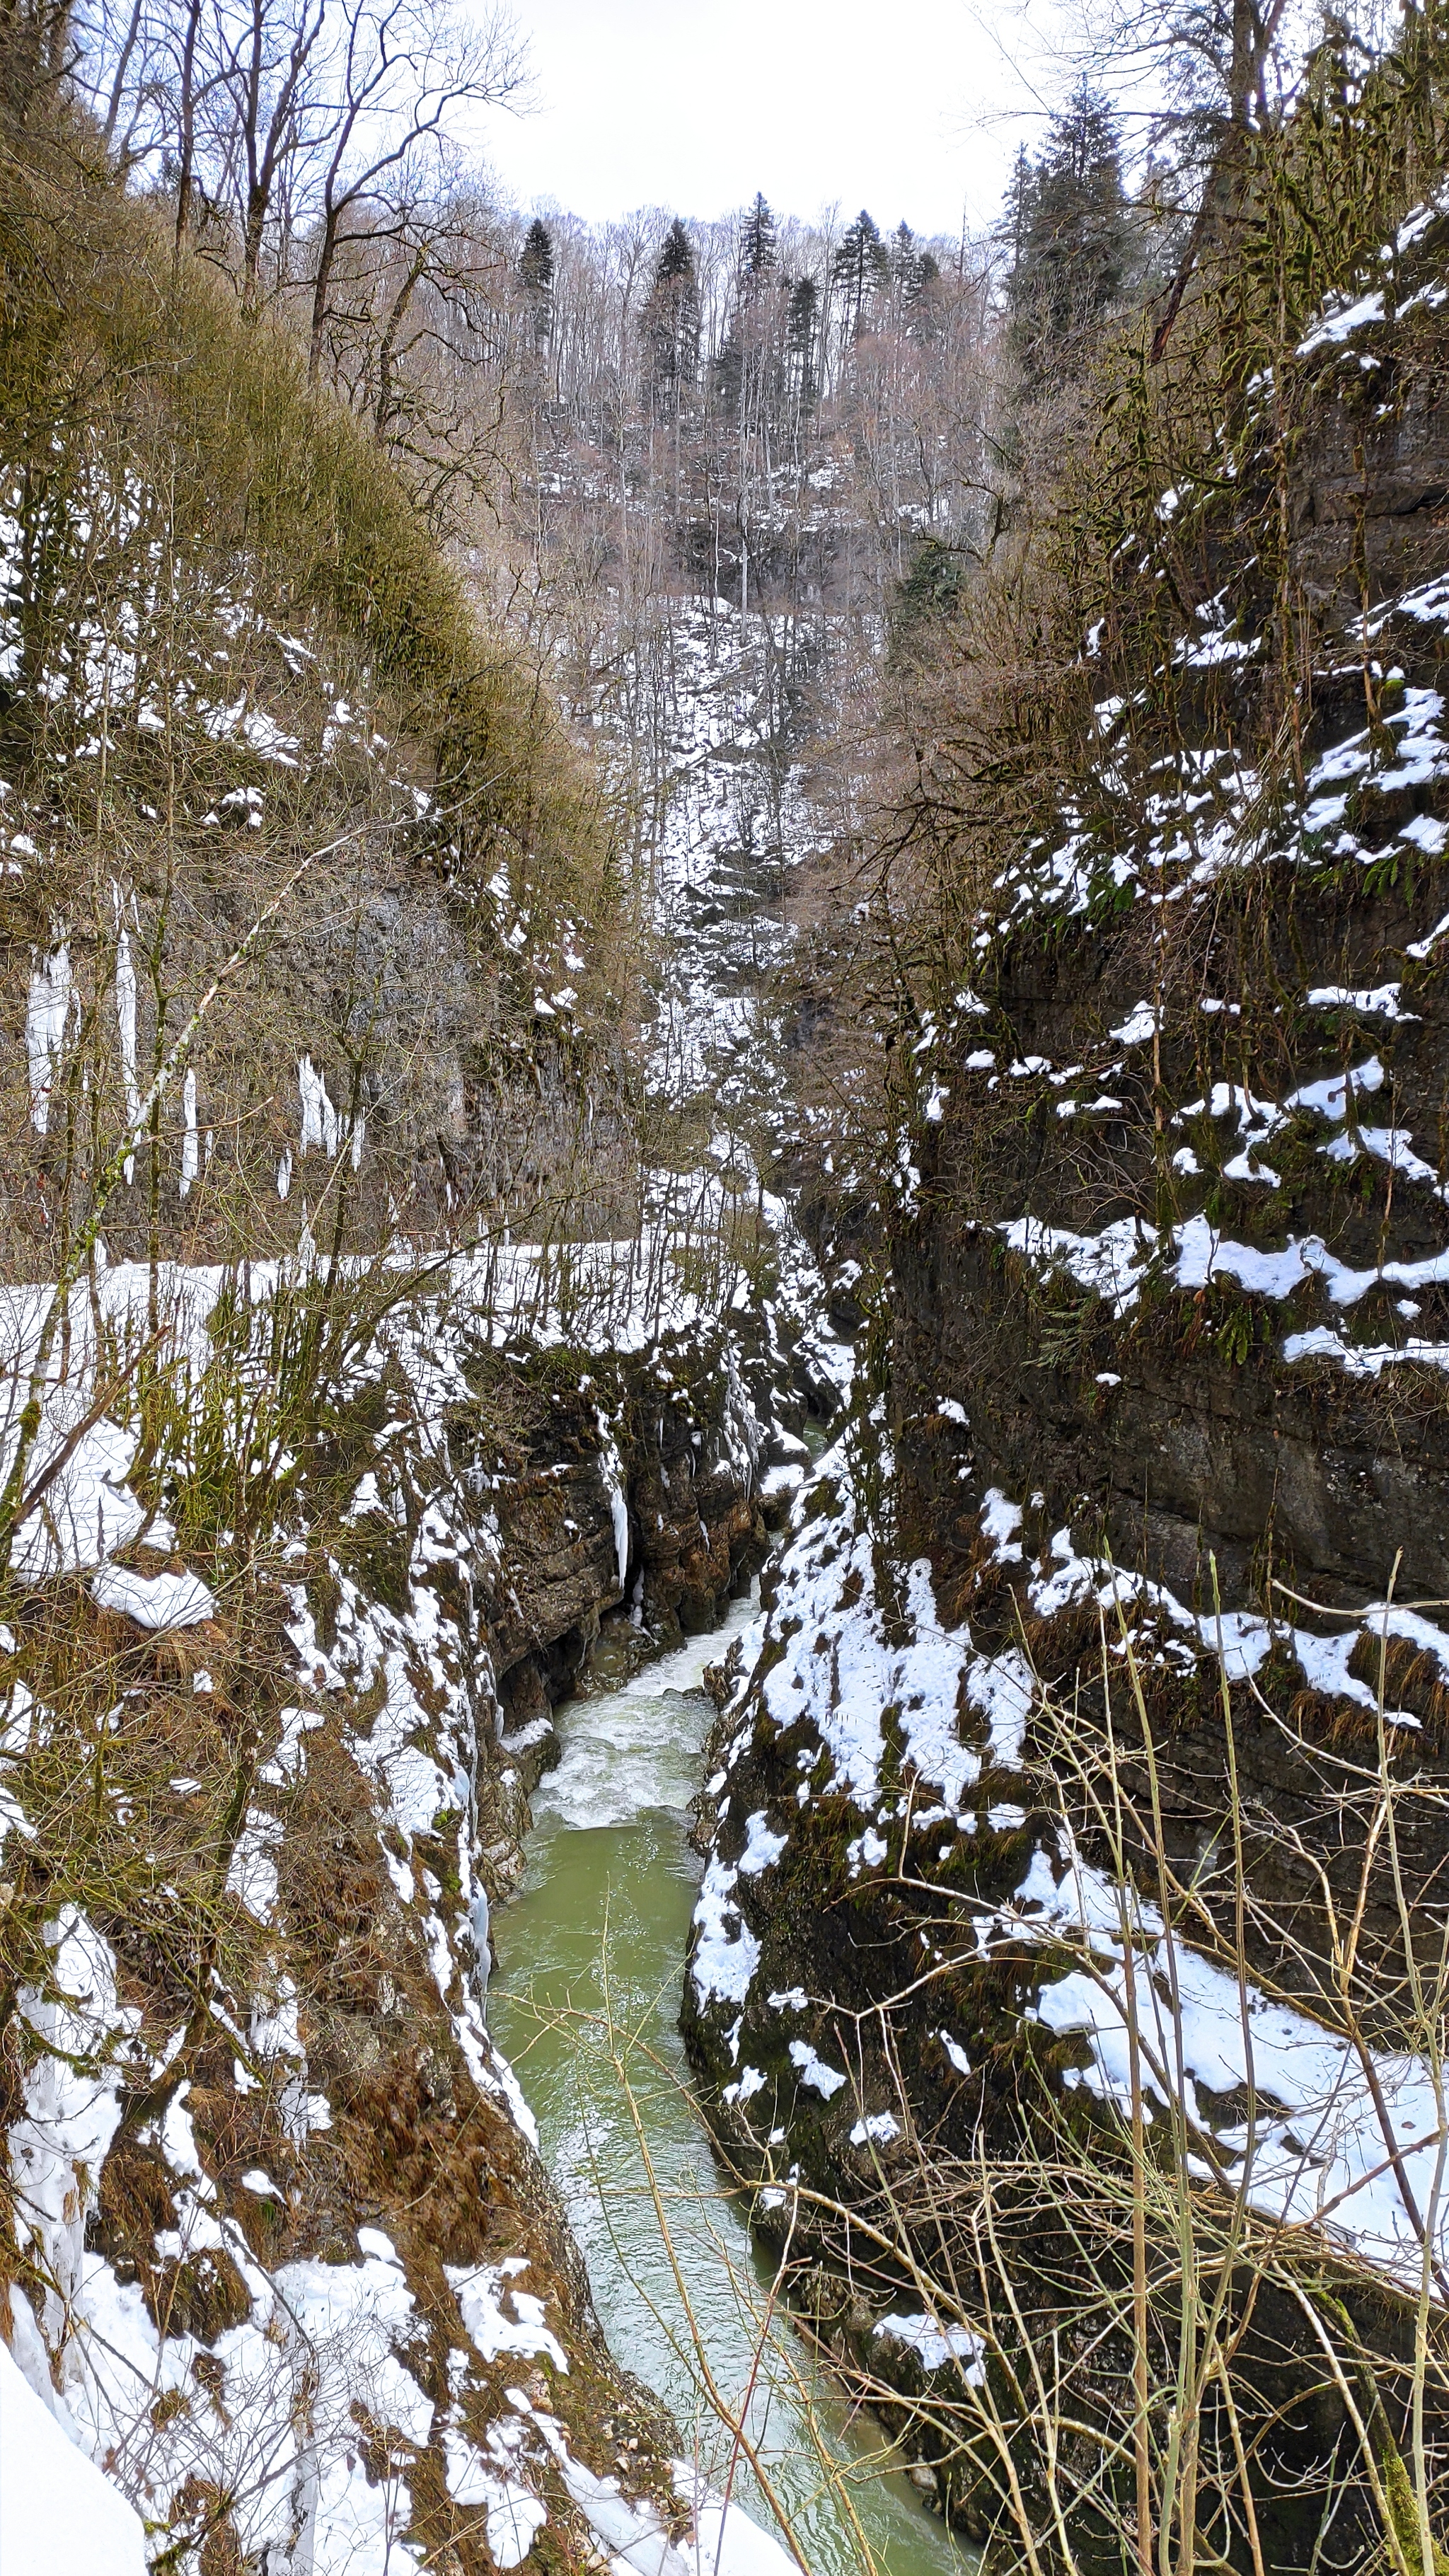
179;1067;198;1196
298;1054;340;1156
27;946;71;1136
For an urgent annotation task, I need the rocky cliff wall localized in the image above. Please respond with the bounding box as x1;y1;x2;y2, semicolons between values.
885;202;1449;2006
680;189;1449;2575
0;1250;809;2573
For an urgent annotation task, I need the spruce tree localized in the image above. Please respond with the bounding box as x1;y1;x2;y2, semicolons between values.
713;197;784;437
831;209;888;339
1005;145;1033;276
1006;82;1129;383
642;217;700;417
893;535;968;644
519;217;554;354
657;216;693;286
785;275;818;410
907;247;941;339
888;221;942;329
741;191;777;278
890;221;919;293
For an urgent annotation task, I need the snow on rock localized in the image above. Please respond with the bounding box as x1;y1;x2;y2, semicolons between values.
691;1852;762;2009
873;2312;986;2378
1002;1194;1449;1362
1298;285;1385;351
448;2258;570;2372
850;2110;901;2144
499;2396;804;2576
737;1810;787;1875
1022;1830;1449;2294
672;2463;803;2576
694;1421;1449;2303
224;1809;284;1918
0;1205;800;2570
1109;998;1158;1045
689;1436;1022;2029
8;1413;146;1580
1003;1212;1153;1319
745;1437;1008;1820
8;1910;133;2359
68;2227;434;2569
89;1562;217;1629
952;533;1449;973
444;2427;548;2566
0;1432;554;2572
788;2040;847;2099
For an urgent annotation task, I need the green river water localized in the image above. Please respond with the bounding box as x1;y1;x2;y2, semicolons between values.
488;1598;973;2576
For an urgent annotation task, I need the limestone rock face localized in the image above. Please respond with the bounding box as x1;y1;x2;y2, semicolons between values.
883;221;1449;1999
681;196;1449;2574
466;1327;767;1814
0;1271;777;2572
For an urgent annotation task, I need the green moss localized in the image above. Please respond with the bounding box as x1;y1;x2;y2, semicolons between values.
0;126;618;995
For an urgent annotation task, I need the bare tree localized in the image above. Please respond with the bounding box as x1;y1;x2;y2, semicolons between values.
84;0;526;329
1077;0;1299;355
302;0;526;381
207;0;328;306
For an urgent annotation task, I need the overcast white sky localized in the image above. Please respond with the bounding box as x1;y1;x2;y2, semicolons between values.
476;0;1062;243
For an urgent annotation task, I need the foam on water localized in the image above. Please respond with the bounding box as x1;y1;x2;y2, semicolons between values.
533;1590;761;1830
492;1589;974;2576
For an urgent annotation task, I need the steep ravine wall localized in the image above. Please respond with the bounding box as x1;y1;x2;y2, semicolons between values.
0;1263;819;2573
681;195;1449;2572
0;111;839;2569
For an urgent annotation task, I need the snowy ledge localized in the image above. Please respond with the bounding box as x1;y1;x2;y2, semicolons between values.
691;1438;1449;2304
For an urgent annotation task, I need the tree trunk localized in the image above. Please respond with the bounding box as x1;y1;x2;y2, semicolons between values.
172;0;202;268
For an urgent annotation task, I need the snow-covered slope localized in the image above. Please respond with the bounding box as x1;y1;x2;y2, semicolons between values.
0;2336;146;2576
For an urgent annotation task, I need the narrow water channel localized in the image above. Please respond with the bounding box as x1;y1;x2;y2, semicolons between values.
489;1600;972;2576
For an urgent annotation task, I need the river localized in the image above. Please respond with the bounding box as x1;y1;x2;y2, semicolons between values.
488;1596;974;2576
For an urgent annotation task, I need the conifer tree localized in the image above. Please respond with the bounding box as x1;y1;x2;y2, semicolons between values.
1006;82;1130;382
642;216;700;417
887;221;942;331
741;190;777;277
907;247;941;339
785;275;819;410
831;209;889;340
1005;144;1033;273
712;195;783;433
519;216;554;355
